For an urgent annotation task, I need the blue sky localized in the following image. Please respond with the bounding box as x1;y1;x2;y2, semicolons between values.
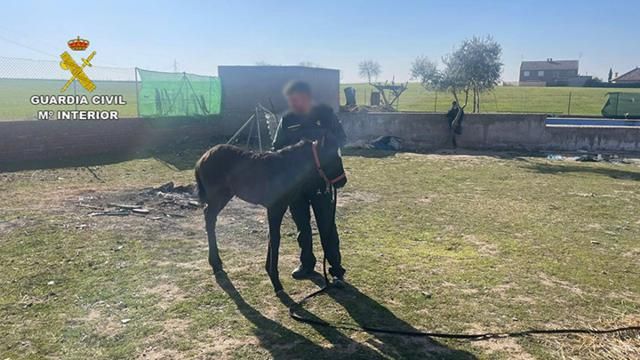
1;0;638;82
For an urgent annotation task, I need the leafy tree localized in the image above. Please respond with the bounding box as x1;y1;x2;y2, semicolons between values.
452;36;503;112
410;36;502;112
358;60;381;83
410;56;440;90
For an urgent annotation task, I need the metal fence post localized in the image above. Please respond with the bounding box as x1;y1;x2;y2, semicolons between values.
567;92;572;116
134;67;140;117
434;91;438;112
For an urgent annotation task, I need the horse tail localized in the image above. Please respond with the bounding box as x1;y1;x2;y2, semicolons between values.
195;165;208;205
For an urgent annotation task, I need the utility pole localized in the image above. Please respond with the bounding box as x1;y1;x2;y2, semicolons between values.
173;59;178;73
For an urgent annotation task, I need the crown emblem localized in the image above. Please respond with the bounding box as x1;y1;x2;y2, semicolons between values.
67;36;89;51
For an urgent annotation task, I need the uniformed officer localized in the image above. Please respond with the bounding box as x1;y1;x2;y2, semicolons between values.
272;80;347;284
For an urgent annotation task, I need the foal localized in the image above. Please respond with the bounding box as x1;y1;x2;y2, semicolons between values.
195;140;333;292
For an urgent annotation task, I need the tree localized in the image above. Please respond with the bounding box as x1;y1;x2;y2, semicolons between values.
410;36;502;112
608;68;613;83
455;36;502;112
409;36;502;112
409;54;468;106
358;60;381;83
410;56;440;90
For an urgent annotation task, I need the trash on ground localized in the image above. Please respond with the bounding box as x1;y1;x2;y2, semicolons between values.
89;210;130;217
108;203;139;210
546;153;636;164
80;182;201;219
346;136;404;151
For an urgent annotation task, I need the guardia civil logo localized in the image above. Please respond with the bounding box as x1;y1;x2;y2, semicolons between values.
60;36;96;93
30;36;127;120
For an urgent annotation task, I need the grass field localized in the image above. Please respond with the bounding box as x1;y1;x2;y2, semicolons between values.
2;78;640;120
340;83;640;115
1;146;639;359
0;79;138;120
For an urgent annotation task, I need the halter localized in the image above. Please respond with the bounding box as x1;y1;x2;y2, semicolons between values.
311;140;346;193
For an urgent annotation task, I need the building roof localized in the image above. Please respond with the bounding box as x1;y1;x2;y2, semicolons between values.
520;60;579;71
613;67;640;82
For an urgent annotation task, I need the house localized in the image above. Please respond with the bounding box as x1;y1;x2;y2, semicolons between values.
612;67;640;85
519;59;589;86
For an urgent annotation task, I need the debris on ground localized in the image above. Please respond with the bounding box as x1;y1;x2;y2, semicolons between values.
546;153;637;164
78;182;201;219
346;136;404;151
89;210;130;217
576;154;604;162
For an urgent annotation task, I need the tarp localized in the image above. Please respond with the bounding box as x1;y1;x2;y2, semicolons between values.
601;92;640;119
137;69;221;117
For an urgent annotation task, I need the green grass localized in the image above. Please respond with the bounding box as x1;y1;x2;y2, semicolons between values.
341;83;640;115
0;79;138;120
2;79;640;120
1;147;639;359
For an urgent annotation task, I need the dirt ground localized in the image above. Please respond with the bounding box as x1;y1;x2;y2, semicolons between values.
1;150;639;359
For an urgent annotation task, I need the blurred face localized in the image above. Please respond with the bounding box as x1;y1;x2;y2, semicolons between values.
287;92;312;115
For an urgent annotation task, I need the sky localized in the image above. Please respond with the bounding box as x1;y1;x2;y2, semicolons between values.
1;0;639;83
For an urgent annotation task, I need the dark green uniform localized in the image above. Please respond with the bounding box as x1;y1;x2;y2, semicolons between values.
272;104;346;277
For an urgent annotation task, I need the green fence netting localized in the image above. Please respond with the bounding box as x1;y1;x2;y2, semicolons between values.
601;92;640;119
137;69;221;117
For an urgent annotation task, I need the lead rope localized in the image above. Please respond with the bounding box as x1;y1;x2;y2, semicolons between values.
288;189;640;340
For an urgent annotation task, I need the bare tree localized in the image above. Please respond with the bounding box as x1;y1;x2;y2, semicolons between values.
358;60;381;83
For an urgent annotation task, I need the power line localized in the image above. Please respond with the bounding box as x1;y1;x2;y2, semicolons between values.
0;34;56;59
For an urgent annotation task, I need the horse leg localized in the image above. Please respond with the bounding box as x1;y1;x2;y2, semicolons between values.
266;203;287;292
204;191;232;274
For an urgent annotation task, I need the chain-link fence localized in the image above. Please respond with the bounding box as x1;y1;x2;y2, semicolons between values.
0;56;137;120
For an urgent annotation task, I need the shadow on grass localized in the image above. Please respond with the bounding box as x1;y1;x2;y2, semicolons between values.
523;163;640;181
215;270;475;359
341;148;398;158
342;147;544;161
306;278;477;359
214;271;387;359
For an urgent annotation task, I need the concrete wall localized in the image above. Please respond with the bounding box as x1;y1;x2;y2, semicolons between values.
218;66;340;130
2;112;639;170
339;112;640;152
0;117;223;168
